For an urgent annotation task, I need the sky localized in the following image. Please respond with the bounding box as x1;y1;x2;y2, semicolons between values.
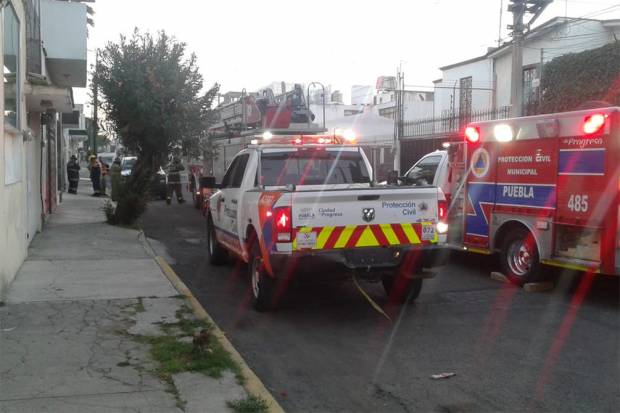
74;0;620;109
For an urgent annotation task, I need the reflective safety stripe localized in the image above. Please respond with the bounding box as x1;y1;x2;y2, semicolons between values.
316;226;334;249
401;223;421;244
292;223;436;251
334;226;356;249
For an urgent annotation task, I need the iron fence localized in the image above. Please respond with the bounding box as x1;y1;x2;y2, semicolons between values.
402;106;511;139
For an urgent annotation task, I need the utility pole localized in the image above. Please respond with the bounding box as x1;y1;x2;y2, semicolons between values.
507;0;552;117
393;67;404;174
91;49;99;156
498;0;504;47
539;48;544;109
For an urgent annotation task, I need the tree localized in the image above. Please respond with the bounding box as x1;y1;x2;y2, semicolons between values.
95;29;218;224
540;42;620;114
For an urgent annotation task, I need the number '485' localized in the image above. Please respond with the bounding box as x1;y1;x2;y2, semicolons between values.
568;194;589;212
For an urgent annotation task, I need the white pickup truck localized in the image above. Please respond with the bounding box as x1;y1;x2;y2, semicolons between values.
205;140;448;311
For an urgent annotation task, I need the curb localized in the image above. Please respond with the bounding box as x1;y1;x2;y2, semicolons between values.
154;256;285;413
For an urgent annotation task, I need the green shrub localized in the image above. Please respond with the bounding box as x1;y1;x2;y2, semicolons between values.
540;42;620;113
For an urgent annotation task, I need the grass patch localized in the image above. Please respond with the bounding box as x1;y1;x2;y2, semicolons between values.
147;334;242;383
226;396;269;413
119;301;246;410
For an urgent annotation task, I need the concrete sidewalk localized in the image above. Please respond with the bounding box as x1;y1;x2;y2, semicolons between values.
0;186;249;412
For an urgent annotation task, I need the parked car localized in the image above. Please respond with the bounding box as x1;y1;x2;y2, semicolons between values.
120;156;137;178
151;166;167;200
98;152;116;168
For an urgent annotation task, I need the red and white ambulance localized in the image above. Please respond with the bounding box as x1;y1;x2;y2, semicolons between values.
404;107;620;285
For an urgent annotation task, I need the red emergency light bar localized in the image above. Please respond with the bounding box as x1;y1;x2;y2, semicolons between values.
583;113;607;135
251;130;357;146
463;110;611;143
464;126;480;143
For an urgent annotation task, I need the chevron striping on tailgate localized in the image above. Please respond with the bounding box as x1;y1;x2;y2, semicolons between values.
292;223;437;251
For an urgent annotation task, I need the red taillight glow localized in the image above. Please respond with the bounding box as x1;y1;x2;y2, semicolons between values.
274;207;292;242
583;113;607;135
438;200;447;221
436;199;448;234
465;126;480;143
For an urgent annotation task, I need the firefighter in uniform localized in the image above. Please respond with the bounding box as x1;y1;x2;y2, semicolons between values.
66;155;81;194
166;156;186;205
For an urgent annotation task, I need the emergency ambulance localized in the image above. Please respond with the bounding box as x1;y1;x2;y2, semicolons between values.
203;132;449;311
404;107;620;285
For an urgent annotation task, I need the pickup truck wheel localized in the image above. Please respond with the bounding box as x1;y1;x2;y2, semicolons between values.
382;275;423;303
250;243;276;312
206;218;227;265
500;228;541;286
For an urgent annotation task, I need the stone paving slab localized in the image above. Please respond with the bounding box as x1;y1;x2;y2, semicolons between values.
173;371;245;413
7;259;177;303
0;390;182;413
0;299;165;401
28;223;150;261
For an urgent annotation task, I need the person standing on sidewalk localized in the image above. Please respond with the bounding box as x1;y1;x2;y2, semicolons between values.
66;155;81;194
99;156;110;196
166;156;186;205
110;157;122;202
88;155;102;197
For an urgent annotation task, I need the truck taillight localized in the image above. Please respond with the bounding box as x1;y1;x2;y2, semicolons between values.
583;113;607;135
274;207;292;242
437;200;448;234
438;200;447;221
464;126;480;143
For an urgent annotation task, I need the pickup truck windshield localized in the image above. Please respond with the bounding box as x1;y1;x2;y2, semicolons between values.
261;149;370;186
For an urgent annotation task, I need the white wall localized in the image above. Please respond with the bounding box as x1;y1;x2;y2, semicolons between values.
434;58;494;116
494;19;619;109
404;100;434;121
40;0;87;61
351;85;374;105
309;103;365;125
1;0;29;298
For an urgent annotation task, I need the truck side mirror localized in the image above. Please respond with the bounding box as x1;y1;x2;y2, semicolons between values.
200;176;220;189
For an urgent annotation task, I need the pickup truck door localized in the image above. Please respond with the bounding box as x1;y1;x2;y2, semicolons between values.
223;153;250;239
211;154;239;237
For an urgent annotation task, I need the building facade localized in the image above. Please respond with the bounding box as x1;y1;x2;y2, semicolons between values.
433;17;620;117
1;0;87;297
1;0;29;296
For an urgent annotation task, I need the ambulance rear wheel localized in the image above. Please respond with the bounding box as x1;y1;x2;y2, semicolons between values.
500;228;541;286
206;217;227;265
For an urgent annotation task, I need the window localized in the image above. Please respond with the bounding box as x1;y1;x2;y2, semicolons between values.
523;66;540;116
220;156;239;188
260;149;370;186
406;155;441;185
230;154;249;188
3;3;20;129
221;154;249;189
459;76;472;120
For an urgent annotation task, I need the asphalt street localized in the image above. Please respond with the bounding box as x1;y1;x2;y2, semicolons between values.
142;192;619;413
